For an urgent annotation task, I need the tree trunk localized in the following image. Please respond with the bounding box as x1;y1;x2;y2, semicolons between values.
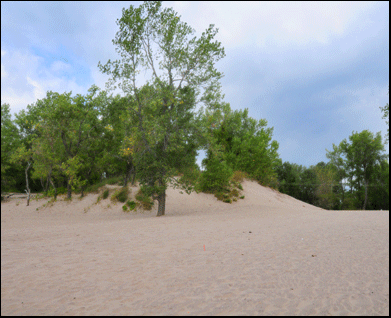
130;165;136;185
25;162;31;206
340;182;345;210
67;180;72;199
49;177;57;200
363;179;368;210
156;189;166;216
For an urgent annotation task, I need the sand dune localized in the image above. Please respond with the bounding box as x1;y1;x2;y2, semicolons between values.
1;180;389;315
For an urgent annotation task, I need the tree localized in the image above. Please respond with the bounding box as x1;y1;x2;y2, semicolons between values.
379;86;389;143
1;103;22;192
276;161;303;198
314;162;338;209
326;144;348;209
15;87;108;199
98;1;225;216
299;166;318;205
339;130;387;210
366;159;389;210
209;107;280;187
9;144;33;206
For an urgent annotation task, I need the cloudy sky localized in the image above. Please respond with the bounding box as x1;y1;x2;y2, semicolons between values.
1;1;389;168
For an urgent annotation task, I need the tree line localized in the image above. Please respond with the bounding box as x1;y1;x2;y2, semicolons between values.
1;1;389;213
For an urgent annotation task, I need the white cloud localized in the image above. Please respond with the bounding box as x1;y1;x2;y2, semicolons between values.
1;50;8;79
26;76;45;103
50;60;72;73
170;1;375;48
1;48;87;115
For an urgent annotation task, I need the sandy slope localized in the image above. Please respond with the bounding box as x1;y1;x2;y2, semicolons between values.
1;180;389;315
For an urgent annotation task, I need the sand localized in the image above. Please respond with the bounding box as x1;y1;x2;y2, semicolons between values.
1;180;389;315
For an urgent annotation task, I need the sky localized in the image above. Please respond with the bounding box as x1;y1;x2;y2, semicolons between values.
1;1;389;169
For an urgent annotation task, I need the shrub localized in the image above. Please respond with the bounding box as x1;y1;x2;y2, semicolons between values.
107;176;122;185
231;170;247;183
102;189;109;199
199;153;233;193
122;205;128;212
230;188;240;197
47;186;67;197
126;200;137;210
111;187;129;203
135;189;154;210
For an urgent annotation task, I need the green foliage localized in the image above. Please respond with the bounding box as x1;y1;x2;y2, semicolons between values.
276;161;337;208
102;189;110;199
203;107;280;190
85;176;123;194
122;205;128;212
111;187;129;203
126;200;137;210
1;103;23;192
47;187;67;197
98;1;226;216
135;188;154;210
230;188;240;197
231;170;247;183
314;163;339;210
199;151;233;193
367;159;389;210
338;130;387;210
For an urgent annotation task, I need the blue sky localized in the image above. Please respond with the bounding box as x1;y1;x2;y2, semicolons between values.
1;1;389;169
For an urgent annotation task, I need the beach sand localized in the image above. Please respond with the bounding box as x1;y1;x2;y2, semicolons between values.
1;180;389;315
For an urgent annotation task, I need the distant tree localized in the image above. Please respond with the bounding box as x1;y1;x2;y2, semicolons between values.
276;161;303;198
1;103;22;192
326;144;348;209
339;130;387;210
314;162;338;209
299;166;318;205
98;1;225;216
366;159;389;210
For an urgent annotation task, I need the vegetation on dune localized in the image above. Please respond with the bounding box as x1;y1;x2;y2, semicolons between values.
1;1;388;212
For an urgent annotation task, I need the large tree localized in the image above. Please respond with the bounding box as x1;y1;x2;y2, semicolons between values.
98;1;225;216
337;130;387;210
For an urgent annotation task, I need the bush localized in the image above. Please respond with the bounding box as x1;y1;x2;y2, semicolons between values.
111;187;129;203
231;170;247;183
47;186;67;197
230;188;240;197
199;154;233;193
126;200;137;210
135;189;154;210
122;205;128;212
102;189;109;199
